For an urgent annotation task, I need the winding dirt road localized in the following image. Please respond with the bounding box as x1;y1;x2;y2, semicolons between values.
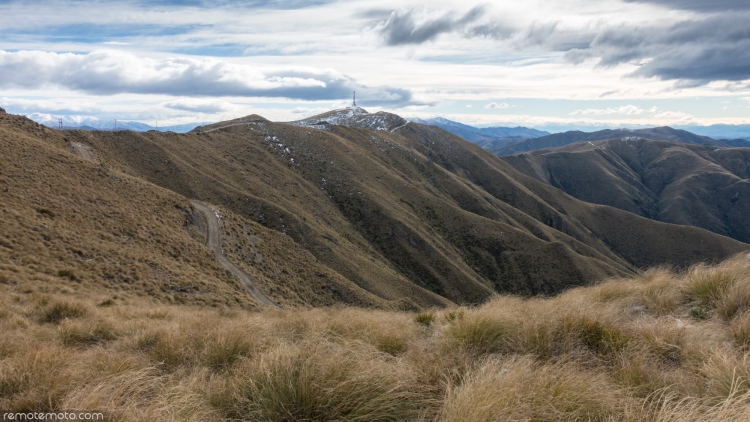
190;201;276;306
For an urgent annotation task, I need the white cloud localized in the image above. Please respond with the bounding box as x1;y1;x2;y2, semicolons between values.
570;105;647;115
162;99;236;113
0;50;415;106
0;97;101;114
652;111;695;123
485;102;510;109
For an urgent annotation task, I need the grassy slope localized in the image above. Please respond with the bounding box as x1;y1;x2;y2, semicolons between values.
60;116;749;304
3;253;750;420
0;112;386;310
503;138;750;243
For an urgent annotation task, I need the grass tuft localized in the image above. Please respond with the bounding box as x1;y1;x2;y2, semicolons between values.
40;301;88;324
414;311;435;326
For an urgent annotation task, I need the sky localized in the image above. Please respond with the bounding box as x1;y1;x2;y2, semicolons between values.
1;0;750;129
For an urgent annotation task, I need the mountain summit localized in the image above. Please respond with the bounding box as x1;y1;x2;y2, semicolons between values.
291;107;408;132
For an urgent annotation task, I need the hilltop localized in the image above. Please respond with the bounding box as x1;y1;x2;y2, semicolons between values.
502;137;750;243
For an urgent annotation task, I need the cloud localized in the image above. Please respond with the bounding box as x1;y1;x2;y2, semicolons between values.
374;5;490;46
0;97;101;114
0;49;416;106
622;0;750;12
564;13;750;85
485;102;509;109
570;105;646;115
653;110;695;123
162;99;235;113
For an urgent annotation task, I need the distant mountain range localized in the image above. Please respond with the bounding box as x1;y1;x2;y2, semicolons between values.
408;117;549;153
492;127;750;155
407;117;750;155
27;113;210;133
23;112;750;154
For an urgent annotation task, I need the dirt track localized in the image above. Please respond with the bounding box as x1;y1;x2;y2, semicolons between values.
68;141;97;162
191;201;276;306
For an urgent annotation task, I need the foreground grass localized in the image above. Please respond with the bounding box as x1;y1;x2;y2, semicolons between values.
2;254;750;421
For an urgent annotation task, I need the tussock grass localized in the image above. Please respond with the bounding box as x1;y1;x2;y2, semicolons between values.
40;300;89;324
226;339;425;421
441;356;624;421
1;253;750;420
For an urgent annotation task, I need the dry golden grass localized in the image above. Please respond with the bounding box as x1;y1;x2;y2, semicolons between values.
1;253;750;421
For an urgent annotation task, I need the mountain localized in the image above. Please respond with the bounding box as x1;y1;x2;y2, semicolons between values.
410;117;548;140
494;126;750;155
677;124;750;141
27;113;210;133
2;105;749;420
10;106;740;305
409;117;549;154
502;138;750;243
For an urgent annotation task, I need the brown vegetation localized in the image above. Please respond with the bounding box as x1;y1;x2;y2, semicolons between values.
1;254;750;420
63;111;747;304
502;138;750;243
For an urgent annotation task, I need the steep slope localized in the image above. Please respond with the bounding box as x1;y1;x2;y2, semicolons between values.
502;138;750;243
0;112;388;310
496;127;750;155
60;108;747;304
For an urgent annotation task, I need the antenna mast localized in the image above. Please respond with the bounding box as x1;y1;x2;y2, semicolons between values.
352;91;356;107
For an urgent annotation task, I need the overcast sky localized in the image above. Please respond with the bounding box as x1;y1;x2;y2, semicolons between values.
1;0;750;128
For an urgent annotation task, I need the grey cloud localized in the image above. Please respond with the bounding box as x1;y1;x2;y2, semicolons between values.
376;5;490;46
623;0;750;12
0;50;416;106
564;13;750;85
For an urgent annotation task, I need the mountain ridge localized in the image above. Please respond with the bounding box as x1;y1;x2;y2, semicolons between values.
495;126;750;155
60;109;748;302
501;137;750;243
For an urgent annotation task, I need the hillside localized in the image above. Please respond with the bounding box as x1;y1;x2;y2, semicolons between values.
502;138;750;243
495;126;750;155
49;107;748;304
0;111;387;310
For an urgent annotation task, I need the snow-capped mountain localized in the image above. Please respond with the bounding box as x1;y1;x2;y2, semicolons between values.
26;113;210;133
